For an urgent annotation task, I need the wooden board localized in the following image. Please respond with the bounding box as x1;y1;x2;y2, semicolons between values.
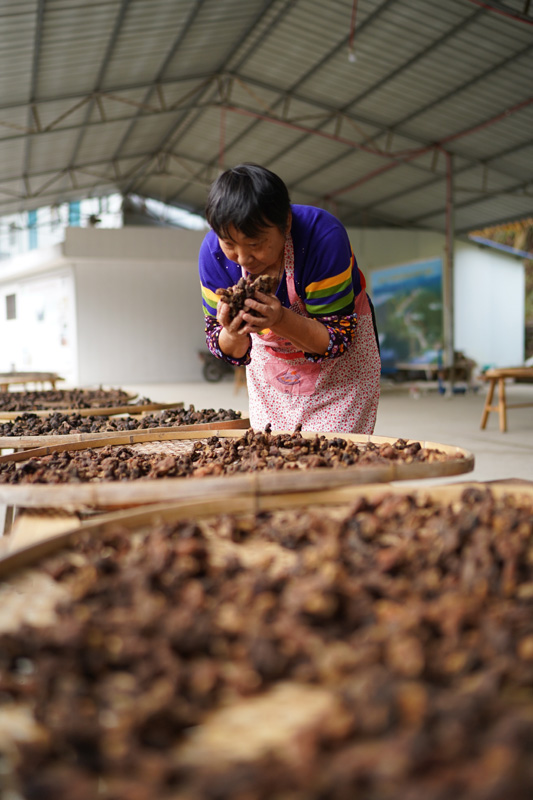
0;372;64;391
5;511;81;555
0;429;475;510
0;416;250;449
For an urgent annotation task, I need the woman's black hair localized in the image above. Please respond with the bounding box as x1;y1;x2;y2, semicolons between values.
205;163;291;240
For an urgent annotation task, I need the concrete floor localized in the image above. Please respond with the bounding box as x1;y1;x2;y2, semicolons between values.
122;377;533;486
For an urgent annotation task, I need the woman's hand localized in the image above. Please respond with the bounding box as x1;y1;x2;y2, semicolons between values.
245;291;331;355
216;300;252;358
219;290;330;357
241;291;284;333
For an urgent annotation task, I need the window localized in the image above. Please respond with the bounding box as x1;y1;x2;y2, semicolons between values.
6;294;16;320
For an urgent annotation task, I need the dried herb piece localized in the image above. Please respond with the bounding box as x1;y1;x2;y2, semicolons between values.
216;275;277;321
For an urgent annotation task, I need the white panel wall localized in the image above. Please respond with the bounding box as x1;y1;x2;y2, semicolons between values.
454;243;525;369
0;269;77;382
347;227;445;273
63;226;205;262
67;228;207;385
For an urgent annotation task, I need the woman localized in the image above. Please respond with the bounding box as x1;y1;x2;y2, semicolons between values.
199;163;381;434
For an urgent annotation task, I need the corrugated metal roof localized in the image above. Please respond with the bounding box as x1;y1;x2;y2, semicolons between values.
0;0;531;234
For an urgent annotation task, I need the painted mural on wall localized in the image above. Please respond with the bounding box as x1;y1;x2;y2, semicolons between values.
370;257;443;371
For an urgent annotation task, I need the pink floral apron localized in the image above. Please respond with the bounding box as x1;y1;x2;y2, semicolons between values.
246;236;381;434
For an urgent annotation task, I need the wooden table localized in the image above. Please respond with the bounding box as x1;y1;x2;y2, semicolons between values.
480;367;533;432
0;372;64;392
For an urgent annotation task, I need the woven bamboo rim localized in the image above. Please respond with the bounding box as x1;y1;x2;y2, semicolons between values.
0;417;250;449
0;400;185;421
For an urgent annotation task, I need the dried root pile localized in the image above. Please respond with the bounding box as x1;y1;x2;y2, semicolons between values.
1;487;533;799
216;275;277;321
0;388;142;412
0;429;462;484
0;406;242;437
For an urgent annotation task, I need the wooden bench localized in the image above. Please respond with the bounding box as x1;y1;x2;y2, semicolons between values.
480;367;533;432
0;372;64;392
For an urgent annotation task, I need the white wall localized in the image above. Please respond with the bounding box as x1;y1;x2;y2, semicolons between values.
346;227;445;273
0;268;77;382
454;243;525;369
66;227;206;385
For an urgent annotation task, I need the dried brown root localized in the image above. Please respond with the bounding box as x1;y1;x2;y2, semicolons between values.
216;275;277;321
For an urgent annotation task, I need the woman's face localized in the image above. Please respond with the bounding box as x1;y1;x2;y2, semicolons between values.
217;218;290;276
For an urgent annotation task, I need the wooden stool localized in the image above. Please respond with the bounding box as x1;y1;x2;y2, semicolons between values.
480;367;533;432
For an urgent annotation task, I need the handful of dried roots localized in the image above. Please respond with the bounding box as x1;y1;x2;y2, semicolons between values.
216;275;277;321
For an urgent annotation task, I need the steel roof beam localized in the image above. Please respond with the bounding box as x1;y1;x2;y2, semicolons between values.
466;0;533;26
4;84;529;229
0;139;398;223
283;39;532;199
22;0;45;185
407;174;533;227
383;42;533;135
122;0;284;197
3;73;529;182
66;0;133;170
183;41;532;206
180;5;512;203
0;88;223;143
206;98;531;231
167;0;397;204
323;95;533;202
360;137;533;214
342;7;483;113
5;21;529;201
218;93;531;191
0;148;203;200
0;72;218;115
111;0;208;164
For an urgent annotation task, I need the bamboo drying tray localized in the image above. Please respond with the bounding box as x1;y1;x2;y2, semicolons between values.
0;429;474;511
0;400;184;421
0;416;250;450
1;480;532;800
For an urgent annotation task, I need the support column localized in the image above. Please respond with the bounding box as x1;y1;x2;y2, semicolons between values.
443;150;455;395
219;105;226;172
